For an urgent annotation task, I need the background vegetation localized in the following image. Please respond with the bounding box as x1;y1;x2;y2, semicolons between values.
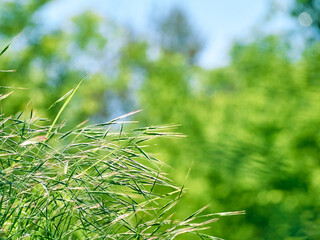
1;0;320;239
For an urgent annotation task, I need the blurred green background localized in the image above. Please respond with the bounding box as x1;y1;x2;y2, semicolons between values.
1;0;320;239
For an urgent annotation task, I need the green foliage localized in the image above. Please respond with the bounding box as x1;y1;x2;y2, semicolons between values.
0;86;240;239
0;1;116;125
3;1;320;239
0;27;241;240
201;37;320;239
120;36;320;239
0;0;50;37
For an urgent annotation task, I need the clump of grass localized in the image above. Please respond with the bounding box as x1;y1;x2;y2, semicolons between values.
1;106;235;239
0;40;243;240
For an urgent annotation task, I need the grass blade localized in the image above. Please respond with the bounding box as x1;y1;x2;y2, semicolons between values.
46;75;85;138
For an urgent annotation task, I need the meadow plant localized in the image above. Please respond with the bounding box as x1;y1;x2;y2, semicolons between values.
0;41;242;239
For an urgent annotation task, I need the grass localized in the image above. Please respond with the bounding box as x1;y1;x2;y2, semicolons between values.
0;39;243;240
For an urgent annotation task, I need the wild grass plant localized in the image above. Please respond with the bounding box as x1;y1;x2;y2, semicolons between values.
0;40;243;239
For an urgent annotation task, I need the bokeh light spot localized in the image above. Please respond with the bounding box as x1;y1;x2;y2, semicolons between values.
298;12;313;27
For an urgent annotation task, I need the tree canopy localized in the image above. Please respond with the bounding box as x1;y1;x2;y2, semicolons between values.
1;1;320;239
